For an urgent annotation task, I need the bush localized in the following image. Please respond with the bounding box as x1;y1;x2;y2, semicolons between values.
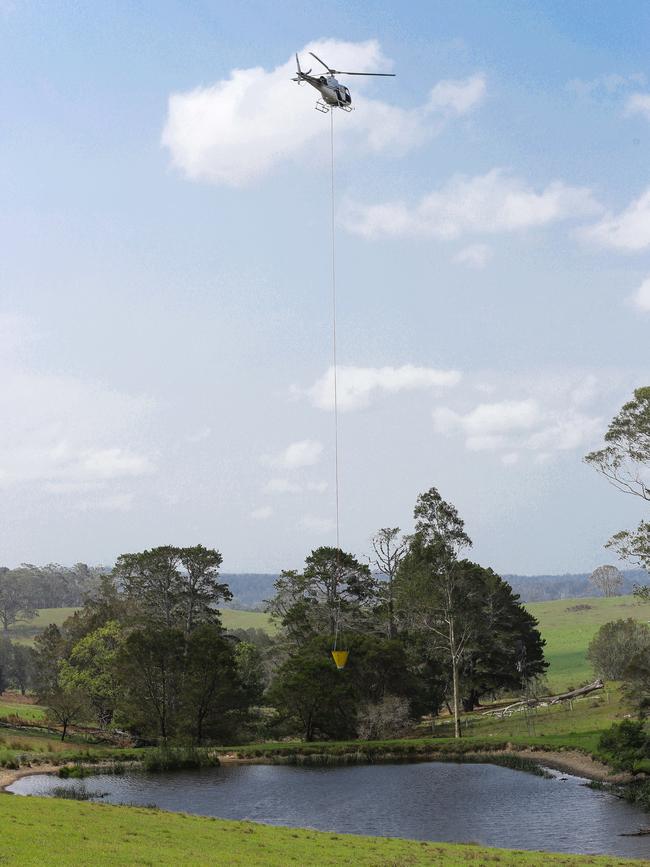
142;746;219;773
357;695;411;740
587;619;650;680
598;720;650;770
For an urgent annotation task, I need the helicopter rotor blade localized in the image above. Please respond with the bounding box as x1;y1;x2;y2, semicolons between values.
332;71;396;76
309;51;334;73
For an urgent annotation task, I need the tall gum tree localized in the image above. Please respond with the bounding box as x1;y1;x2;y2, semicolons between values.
396;487;475;739
586;386;650;588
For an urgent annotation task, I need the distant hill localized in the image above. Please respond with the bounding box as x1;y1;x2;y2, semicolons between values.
506;569;648;602
220;574;278;610
220;569;650;609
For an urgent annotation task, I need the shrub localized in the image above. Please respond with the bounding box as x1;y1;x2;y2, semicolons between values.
598;720;650;771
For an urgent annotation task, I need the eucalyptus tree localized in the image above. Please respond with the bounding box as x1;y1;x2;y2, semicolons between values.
370;527;407;639
396;487;476;738
586;386;650;586
589;564;624;598
267;546;376;645
0;567;37;633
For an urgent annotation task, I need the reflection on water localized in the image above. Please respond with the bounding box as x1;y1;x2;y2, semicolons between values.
9;761;650;859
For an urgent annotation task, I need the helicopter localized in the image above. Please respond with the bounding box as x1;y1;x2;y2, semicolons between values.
292;51;395;112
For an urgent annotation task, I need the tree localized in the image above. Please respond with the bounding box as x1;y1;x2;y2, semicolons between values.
114;545;231;632
45;687;90;741
10;643;32;695
116;626;185;741
180;624;242;744
589;564;624;598
32;624;67;698
396;487;475;739
370;528;407;639
587;619;650;680
267;547;376;645
457;564;547;711
586;386;650;581
60;621;124;728
0;568;37;633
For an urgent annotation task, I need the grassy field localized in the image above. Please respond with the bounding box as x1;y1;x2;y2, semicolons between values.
527;595;650;693
5;606;273;645
0;701;47;722
0;795;641;866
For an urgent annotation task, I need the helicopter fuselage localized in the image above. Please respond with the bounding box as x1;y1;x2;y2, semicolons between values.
300;74;352;108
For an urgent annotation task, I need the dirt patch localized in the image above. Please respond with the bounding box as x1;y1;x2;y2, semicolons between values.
515;748;631;782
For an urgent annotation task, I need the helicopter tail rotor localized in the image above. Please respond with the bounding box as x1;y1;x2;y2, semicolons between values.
293;53;312;83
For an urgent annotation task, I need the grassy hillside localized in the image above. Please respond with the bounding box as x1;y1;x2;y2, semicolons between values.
0;796;640;866
6;608;78;645
5;607;274;646
527;594;650;692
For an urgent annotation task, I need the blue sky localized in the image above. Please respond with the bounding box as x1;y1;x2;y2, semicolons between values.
1;1;649;574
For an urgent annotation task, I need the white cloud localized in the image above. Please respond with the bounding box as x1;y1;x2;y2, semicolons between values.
427;74;486;114
300;514;335;533
625;92;650;120
630;276;650;311
344;169;600;240
251;506;273;520
432;381;603;456
580;187;650;251
161;40;485;186
269;439;324;469
453;243;493;269
75;492;136;513
303;364;461;411
567;73;646;99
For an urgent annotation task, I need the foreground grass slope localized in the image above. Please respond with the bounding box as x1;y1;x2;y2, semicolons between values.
527;595;650;692
0;796;640;866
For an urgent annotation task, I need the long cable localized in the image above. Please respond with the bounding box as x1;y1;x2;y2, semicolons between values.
330;108;342;652
330;108;340;556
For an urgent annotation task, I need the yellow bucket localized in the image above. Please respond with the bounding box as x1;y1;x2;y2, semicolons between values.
331;650;349;670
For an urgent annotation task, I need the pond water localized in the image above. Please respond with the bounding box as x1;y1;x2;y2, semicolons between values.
9;761;650;859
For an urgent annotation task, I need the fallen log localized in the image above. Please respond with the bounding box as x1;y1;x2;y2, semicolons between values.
482;679;605;718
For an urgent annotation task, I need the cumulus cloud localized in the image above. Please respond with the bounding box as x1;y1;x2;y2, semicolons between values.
161;39;485;186
630;276;650;311
625;92;650;120
453;243;493;269
432;388;602;456
580;187;650;251
267;439;324;469
302;364;461;411
343;169;600;240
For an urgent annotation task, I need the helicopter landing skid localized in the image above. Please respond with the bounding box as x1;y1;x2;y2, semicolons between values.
315;100;330;113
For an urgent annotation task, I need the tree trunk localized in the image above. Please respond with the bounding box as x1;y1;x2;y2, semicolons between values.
61;720;68;742
451;658;461;738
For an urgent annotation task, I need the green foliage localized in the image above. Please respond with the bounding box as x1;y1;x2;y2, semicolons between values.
60;620;124;727
586;386;650;576
587;618;650;679
598;719;650;771
142;745;219;772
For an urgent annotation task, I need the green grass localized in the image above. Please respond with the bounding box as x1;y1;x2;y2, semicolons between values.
6;606;274;645
220;608;275;633
5;607;79;645
0;796;641;866
526;594;650;692
0;701;47;722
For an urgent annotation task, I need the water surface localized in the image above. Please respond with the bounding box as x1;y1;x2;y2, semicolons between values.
9;761;650;859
